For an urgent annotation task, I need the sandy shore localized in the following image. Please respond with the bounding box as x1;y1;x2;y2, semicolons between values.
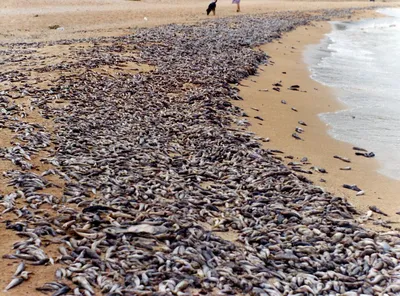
235;9;400;230
0;0;396;43
1;3;400;296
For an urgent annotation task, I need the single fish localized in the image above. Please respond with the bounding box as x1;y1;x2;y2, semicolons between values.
298;120;307;126
14;262;25;277
292;133;302;140
343;184;362;192
340;166;351;171
52;285;71;296
5;277;24;291
334;155;351;163
369;205;388;217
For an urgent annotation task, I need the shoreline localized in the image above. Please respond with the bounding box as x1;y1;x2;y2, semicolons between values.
235;9;400;229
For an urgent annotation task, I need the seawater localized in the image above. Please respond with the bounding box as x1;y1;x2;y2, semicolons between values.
306;8;400;180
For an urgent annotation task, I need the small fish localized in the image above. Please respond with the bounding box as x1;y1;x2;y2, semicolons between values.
334;155;351;163
343;184;361;192
5;277;24;291
52;285;71;296
295;127;304;133
73;276;95;294
254;116;264;121
298;120;307;126
311;166;327;173
14;262;25;277
355;151;375;158
281;100;287;104
291;107;298;112
292;133;302;140
289;85;300;91
353;146;367;152
369;205;388;216
340;166;351;170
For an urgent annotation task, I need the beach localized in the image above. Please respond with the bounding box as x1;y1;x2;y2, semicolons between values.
235;9;400;229
1;1;400;295
0;0;395;42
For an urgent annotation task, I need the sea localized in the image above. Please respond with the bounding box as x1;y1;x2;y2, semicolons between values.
305;8;400;180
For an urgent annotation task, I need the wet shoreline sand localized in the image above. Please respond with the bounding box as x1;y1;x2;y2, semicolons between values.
235;9;400;229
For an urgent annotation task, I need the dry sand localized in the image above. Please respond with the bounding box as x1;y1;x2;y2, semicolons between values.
235;9;400;230
0;0;396;43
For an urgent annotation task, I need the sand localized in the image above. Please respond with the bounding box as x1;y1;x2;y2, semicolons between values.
0;0;396;43
235;9;400;230
1;1;400;295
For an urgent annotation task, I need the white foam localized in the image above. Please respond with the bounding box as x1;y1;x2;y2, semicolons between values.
306;9;400;180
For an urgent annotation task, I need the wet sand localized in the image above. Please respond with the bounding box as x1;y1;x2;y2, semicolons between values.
235;9;400;230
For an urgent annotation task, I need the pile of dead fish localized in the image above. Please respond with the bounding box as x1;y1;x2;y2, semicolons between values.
1;7;400;296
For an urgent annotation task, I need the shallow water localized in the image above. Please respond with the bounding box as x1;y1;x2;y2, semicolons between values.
306;8;400;180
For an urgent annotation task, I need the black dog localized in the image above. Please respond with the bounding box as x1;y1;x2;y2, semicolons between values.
206;0;217;16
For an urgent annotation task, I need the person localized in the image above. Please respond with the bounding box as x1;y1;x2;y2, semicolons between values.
232;0;240;12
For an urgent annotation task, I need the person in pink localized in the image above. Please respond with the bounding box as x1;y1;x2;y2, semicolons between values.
232;0;240;12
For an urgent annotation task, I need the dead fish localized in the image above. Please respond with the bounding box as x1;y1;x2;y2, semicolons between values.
281;100;287;104
72;276;94;294
291;107;298;112
251;107;259;111
355;151;375;158
298;120;307;126
343;184;362;192
292;133;302;140
340;167;351;171
254;116;264;121
258;88;268;92
369;206;388;216
52;285;71;296
334;155;351;163
353;146;367;152
288;85;300;91
14;262;25;277
311;166;327;173
295;127;304;133
300;157;308;163
4;277;24;291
